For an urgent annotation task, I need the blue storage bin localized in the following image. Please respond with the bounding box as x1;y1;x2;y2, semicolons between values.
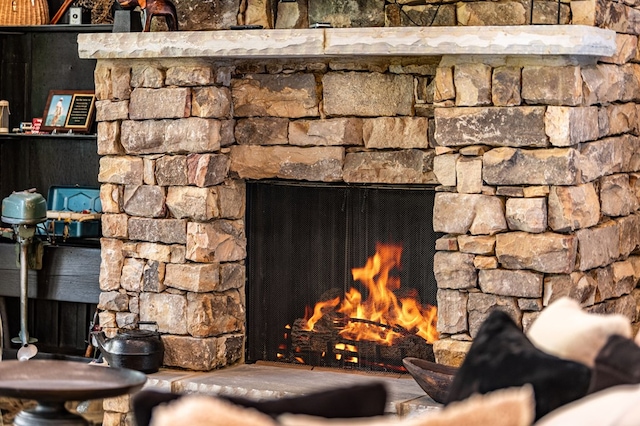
45;186;102;239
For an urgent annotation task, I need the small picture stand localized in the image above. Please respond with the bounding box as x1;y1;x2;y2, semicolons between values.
41;90;96;134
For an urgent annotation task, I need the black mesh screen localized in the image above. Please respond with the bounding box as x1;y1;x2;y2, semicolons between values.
246;181;439;370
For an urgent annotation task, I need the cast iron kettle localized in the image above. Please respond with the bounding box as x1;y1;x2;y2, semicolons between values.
93;326;164;374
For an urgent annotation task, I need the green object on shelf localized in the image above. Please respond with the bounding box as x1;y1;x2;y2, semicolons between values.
1;191;47;225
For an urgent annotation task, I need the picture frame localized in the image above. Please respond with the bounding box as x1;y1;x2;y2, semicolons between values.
41;90;96;134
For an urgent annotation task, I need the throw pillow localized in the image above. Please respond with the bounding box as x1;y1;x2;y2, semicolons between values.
445;309;591;420
526;297;631;367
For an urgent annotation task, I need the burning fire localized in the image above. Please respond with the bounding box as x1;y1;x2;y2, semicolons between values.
303;242;438;345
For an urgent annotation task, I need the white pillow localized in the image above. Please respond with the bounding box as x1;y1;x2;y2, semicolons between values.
279;385;534;426
535;384;640;426
526;297;632;367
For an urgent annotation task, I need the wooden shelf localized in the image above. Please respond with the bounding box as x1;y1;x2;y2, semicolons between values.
0;24;112;34
0;133;96;142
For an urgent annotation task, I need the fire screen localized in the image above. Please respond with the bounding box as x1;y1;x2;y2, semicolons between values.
246;181;439;372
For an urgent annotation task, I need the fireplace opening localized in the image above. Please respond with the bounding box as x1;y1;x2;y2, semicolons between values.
246;181;440;372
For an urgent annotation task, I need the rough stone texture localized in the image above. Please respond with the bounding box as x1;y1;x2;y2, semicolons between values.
96;100;129;122
492;66;521;107
522;66;583;106
101;213;128;239
618;214;640;258
187;153;230;187
99;156;144;185
187;291;244;338
186;220;247;263
291;118;363;147
436;289;468;335
323;72;413;117
456;157;482;194
166;186;218;221
155;155;188;186
433;339;472;367
100;238;124;291
121;119;222;155
343;149;435;184
129;88;191;120
131;65;165;88
363;117;429;149
548;183;600;232
600;173;639;217
128;218;187;244
454;63;492;106
545;106;599;147
577;221;620;271
217;179;246;219
543;272;596;307
483;147;580;186
433;153;458;186
230;145;344;181
166;66;215;87
308;0;385;27
457;235;495;255
100;184;123;214
276;0;309;29
122;185;166;218
478;269;543;298
171;0;239;31
232;74;319;118
162;335;218;371
235;117;289;146
97;121;123;156
435;66;455;102
433;192;507;235
192;86;232;118
220;263;245;292
165;263;220;293
433;251;477;290
434;107;547;147
98;291;129;312
467;292;521;338
457;0;527;25
496;232;577;274
436;235;459;251
505;197;547;233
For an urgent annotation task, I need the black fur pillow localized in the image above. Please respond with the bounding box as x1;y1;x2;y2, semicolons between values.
445;309;591;420
589;334;640;394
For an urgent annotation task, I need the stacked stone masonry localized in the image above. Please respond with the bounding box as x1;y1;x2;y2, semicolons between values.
94;0;640;380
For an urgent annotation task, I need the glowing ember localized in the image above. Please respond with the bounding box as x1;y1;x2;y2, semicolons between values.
303;242;438;345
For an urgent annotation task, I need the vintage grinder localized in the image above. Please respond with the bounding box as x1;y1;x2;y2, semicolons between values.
1;189;47;360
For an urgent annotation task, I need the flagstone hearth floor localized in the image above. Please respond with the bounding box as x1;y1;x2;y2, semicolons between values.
144;362;442;416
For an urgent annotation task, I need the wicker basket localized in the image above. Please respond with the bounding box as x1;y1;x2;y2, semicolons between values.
0;0;50;26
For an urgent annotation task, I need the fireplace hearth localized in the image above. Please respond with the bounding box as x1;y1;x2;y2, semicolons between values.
246;181;438;372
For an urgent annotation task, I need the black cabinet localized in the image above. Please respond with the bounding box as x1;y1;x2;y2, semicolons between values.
0;25;110;357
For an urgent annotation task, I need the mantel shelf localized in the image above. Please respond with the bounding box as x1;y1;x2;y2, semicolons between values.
77;25;617;61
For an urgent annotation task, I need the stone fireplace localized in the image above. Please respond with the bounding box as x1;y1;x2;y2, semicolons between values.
77;22;640;372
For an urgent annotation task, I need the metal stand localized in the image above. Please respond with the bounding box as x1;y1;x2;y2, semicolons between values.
14;402;88;426
10;225;38;348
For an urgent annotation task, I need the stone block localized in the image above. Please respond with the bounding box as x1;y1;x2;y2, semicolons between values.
290;118;363;147
457;0;527;25
230;145;344;181
496;231;577;274
97;121;124;156
99;156;144;185
434;66;455;102
467;293;521;338
456;156;482;194
186;153;230;187
128;218;187;244
121;119;223;155
192;86;232;118
219;263;245;292
478;269;543;298
323;72;413;116
435;234;459;251
187;291;244;337
95;65;112;100
492;66;521;107
386;3;455;27
100;183;123;214
545;106;599;147
433;192;507;235
436;289;469;335
165;263;219;293
123;185;166;218
100;238;124;292
131;65;164;88
433;338;472;367
363;117;428;149
111;66;131;101
137;242;172;263
505;197;547;233
434;106;547;148
232;74;319;118
217;179;246;219
547;183;600;232
483;147;580;186
581;64;625;106
457;235;495;255
98;291;129;312
162;335;217;371
433;251;477;290
101;213;128;239
166;186;218;221
543;272;596;307
166;66;214;86
577;221;620;271
454;63;491;106
600;173;639;217
474;255;498;269
433;153;458;186
343;149;436;184
120;258;144;292
308;0;385;27
235;117;289;146
129;88;191;120
186;220;246;263
96;100;129;122
155;155;188;186
522;66;582;106
605;103;637;137
276;0;308;29
618;214;640;258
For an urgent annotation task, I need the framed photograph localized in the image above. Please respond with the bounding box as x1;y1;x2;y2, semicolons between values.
41;90;96;134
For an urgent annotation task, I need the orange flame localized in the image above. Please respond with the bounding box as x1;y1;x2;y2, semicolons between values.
304;242;438;345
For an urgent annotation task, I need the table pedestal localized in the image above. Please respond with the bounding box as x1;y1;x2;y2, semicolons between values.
14;401;88;426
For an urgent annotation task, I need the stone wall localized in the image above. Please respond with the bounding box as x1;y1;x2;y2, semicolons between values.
166;0;572;31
